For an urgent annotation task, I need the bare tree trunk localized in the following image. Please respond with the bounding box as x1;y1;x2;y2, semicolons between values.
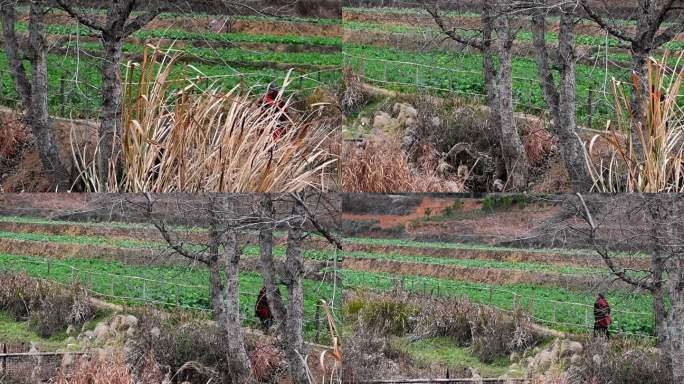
284;211;309;383
493;8;528;190
98;37;124;186
481;1;498;122
531;8;560;123
27;1;70;191
0;5;30;107
258;195;287;331
557;9;592;191
666;268;683;382
222;230;253;383
1;2;70;191
630;48;649;160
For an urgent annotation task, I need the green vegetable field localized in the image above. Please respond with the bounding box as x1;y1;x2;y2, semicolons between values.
0;215;658;337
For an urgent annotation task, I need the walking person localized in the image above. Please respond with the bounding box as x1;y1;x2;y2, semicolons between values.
593;293;611;339
255;286;273;331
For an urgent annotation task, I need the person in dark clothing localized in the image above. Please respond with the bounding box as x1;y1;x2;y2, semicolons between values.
255;286;273;330
255;285;281;331
261;83;290;140
593;293;611;339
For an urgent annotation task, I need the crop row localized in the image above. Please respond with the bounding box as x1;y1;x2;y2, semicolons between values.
0;250;655;336
14;22;342;47
0;215;647;259
0;50;339;118
15;7;341;26
340;269;655;336
0;230;614;277
344;21;684;52
343;44;626;126
64;40;341;67
0;253;335;340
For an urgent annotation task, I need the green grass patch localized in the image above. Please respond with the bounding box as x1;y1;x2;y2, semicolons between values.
0;311;72;351
393;336;512;377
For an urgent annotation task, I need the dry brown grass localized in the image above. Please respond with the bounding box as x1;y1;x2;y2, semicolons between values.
72;46;338;192
585;52;684;192
0;114;29;160
55;350;136;384
342;139;466;192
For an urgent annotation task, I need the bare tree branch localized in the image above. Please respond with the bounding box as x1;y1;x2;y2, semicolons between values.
54;0;106;31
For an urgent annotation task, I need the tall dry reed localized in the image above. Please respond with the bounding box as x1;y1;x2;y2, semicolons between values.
585;52;684;192
72;46;338;192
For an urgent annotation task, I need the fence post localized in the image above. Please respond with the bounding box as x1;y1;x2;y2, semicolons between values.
587;89;594;128
0;70;4;103
488;287;493;303
143;280;147;300
585;307;589;328
529;298;535;317
528;80;534;110
60;77;66;116
415;66;420;88
47;259;51;276
358;58;365;79
315;304;321;344
553;303;557;323
2;343;6;373
383;61;388;82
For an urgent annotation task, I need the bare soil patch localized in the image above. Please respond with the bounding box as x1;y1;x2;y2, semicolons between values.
341;257;626;291
31;13;340;38
343;243;650;270
0;107;97;193
341;196;479;228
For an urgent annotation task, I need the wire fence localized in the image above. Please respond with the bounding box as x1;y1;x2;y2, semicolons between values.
0;64;340;120
340;270;655;339
0;256;338;343
342;52;621;129
0;250;655;339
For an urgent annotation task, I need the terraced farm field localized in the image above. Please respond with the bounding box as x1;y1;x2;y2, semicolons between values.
0;9;342;118
0;215;655;337
342;7;684;127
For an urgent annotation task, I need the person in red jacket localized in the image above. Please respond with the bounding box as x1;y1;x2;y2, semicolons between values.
255;286;273;330
593;293;612;338
261;83;290;140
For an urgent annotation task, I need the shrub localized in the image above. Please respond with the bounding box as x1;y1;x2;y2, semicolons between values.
130;309;284;383
341;66;369;116
344;291;419;336
410;297;474;346
343;139;466;192
470;307;538;363
359;297;418;336
481;194;529;212
55;349;162;384
0;271;93;337
0;115;30;160
130;309;225;383
566;337;671;384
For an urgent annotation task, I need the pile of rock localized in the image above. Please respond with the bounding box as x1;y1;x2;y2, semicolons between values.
61;314;139;369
